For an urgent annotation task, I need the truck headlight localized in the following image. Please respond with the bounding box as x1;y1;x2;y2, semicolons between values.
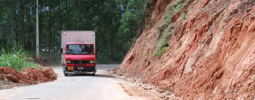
66;60;71;64
90;60;95;63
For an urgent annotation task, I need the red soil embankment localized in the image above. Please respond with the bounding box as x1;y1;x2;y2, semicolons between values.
114;0;255;99
0;67;57;86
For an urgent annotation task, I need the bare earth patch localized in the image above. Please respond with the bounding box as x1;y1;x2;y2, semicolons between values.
108;70;165;100
0;67;57;90
113;0;255;99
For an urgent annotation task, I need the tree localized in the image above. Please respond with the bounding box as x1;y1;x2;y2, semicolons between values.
0;0;147;63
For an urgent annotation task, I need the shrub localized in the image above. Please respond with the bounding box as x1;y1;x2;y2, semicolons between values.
158;0;188;33
155;0;188;57
155;47;168;57
155;23;174;56
0;49;41;72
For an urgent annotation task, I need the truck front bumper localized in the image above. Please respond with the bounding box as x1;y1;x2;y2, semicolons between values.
63;65;97;75
64;70;97;74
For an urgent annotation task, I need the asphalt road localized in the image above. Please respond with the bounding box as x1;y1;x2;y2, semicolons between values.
0;64;144;100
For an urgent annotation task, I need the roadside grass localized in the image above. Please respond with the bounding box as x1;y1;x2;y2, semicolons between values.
0;49;42;72
0;81;2;88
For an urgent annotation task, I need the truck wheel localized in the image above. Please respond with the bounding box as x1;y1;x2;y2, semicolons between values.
64;73;68;76
92;73;95;76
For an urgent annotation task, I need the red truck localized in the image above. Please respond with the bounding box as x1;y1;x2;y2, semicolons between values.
61;31;96;76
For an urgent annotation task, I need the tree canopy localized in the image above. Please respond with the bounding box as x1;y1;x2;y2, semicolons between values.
0;0;149;63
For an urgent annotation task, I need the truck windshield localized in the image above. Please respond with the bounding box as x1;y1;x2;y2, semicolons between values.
66;44;94;55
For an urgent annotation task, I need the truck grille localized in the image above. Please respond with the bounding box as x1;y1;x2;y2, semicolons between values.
70;60;90;64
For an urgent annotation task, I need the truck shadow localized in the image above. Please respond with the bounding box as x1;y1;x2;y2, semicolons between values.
67;74;116;78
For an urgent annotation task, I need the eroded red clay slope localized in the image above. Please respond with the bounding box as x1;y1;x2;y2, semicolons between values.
114;0;255;99
0;67;57;89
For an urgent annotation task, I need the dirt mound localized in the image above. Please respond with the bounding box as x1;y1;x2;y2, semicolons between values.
0;67;57;89
114;0;255;99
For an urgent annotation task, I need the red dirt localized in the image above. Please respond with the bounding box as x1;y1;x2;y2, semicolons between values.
0;67;57;89
114;0;255;99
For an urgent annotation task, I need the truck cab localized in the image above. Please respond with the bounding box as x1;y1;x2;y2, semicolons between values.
61;31;96;76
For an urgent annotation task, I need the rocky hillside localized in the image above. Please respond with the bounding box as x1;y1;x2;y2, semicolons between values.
114;0;255;99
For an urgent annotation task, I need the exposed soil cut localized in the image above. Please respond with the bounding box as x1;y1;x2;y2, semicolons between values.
0;66;57;89
114;0;255;99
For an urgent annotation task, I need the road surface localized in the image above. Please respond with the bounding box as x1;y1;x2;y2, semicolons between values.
0;64;145;100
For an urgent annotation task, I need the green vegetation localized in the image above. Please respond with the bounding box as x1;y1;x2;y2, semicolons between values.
159;0;188;33
117;0;149;58
153;33;157;37
155;0;188;57
155;23;174;57
0;0;190;61
0;81;2;88
96;56;122;64
0;49;41;72
155;47;168;57
181;13;188;21
0;0;150;63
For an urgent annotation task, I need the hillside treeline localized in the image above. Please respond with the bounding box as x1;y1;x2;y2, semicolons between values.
0;0;150;63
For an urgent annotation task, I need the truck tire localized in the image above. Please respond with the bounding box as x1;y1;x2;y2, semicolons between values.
64;73;68;76
92;73;95;76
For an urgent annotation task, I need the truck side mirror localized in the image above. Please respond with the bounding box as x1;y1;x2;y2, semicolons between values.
60;47;63;54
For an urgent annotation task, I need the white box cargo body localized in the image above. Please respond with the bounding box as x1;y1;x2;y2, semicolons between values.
61;31;95;64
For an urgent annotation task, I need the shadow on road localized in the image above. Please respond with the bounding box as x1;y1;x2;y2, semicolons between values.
67;74;116;78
